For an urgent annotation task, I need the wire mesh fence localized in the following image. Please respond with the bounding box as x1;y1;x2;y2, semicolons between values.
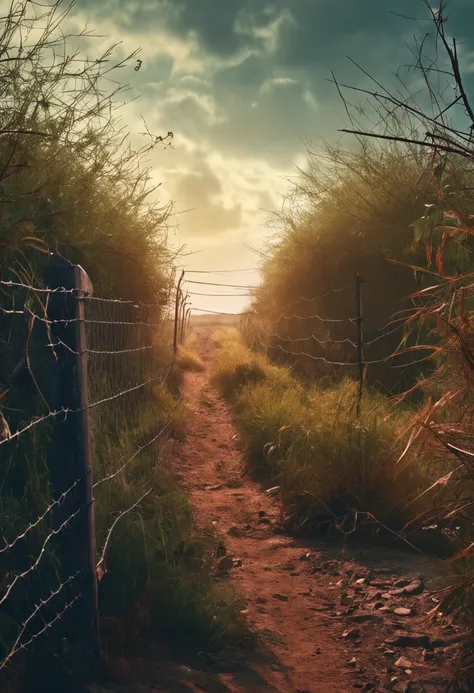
0;256;175;689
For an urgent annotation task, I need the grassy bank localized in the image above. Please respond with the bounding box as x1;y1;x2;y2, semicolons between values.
212;330;439;535
92;375;249;669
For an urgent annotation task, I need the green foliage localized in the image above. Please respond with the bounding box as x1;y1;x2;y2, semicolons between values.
249;140;445;392
211;329;293;399
91;387;248;651
176;333;205;372
214;333;436;533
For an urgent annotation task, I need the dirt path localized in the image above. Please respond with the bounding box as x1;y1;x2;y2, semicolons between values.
93;328;462;693
174;329;354;693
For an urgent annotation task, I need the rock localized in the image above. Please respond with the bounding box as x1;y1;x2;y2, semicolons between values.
385;633;431;648
370;581;391;588
373;601;385;610
355;578;366;585
393;607;413;616
422;650;435;661
349;657;357;668
300;552;312;561
258;510;266;517
347;613;381;624
256;597;267;604
341;594;354;606
403;580;424;596
217;556;234;573
391;680;410;693
381;593;392;599
395;656;413;669
272;593;289;602
233;558;243;567
393;578;411;588
227;526;240;537
258;517;271;524
383;650;396;657
342;628;361;640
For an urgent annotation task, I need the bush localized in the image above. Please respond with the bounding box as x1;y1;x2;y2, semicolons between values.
214;334;437;533
212;329;292;398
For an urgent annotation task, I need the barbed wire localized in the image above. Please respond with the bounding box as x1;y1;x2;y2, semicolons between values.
266;332;358;347
0;479;81;554
0;508;83;607
0;577;82;670
282;284;352;306
185;280;257;289
93;421;171;489
262;311;357;324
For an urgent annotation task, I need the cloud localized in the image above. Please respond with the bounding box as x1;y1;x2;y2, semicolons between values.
67;0;474;285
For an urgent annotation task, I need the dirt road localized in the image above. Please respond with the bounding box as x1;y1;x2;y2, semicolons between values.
174;329;354;693
94;328;459;693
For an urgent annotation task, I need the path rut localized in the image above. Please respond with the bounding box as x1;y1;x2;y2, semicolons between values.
175;329;353;693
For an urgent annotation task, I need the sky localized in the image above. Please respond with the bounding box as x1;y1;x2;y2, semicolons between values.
67;0;474;314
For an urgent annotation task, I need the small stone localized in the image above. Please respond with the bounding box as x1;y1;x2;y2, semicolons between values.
383;650;396;657
347;613;381;624
395;656;413;669
336;579;344;587
300;552;312;561
342;628;361;640
403;580;424;595
393;578;410;588
393;607;413;616
405;669;412;676
422;650;435;661
391;680;410;693
385;634;431;648
381;593;392;599
272;593;289;602
373;601;385;610
227;526;240;537
217;556;234;573
355;578;366;585
256;597;267;604
349;657;357;668
341;594;354;606
258;510;266;517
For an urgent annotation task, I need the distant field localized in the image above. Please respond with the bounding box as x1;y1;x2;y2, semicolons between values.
190;313;243;327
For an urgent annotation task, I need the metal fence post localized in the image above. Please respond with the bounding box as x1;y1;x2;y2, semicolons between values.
43;254;100;679
355;273;365;418
173;270;185;355
179;293;189;345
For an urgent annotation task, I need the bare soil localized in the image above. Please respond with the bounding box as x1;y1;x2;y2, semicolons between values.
92;328;464;693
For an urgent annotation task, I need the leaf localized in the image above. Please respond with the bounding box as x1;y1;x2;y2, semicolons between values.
410;216;431;243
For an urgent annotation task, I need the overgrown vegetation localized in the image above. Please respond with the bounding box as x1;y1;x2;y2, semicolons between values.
240;1;474;686
212;330;441;535
176;332;205;372
0;3;247;689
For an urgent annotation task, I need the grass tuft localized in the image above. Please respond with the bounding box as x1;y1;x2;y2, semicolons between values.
213;330;436;534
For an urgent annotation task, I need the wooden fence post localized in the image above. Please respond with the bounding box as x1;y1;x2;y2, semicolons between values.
43;254;100;680
355;273;365;418
173;270;185;355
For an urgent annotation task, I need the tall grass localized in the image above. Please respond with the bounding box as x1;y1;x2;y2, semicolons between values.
247;139;470;393
0;3;247;687
213;330;439;534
